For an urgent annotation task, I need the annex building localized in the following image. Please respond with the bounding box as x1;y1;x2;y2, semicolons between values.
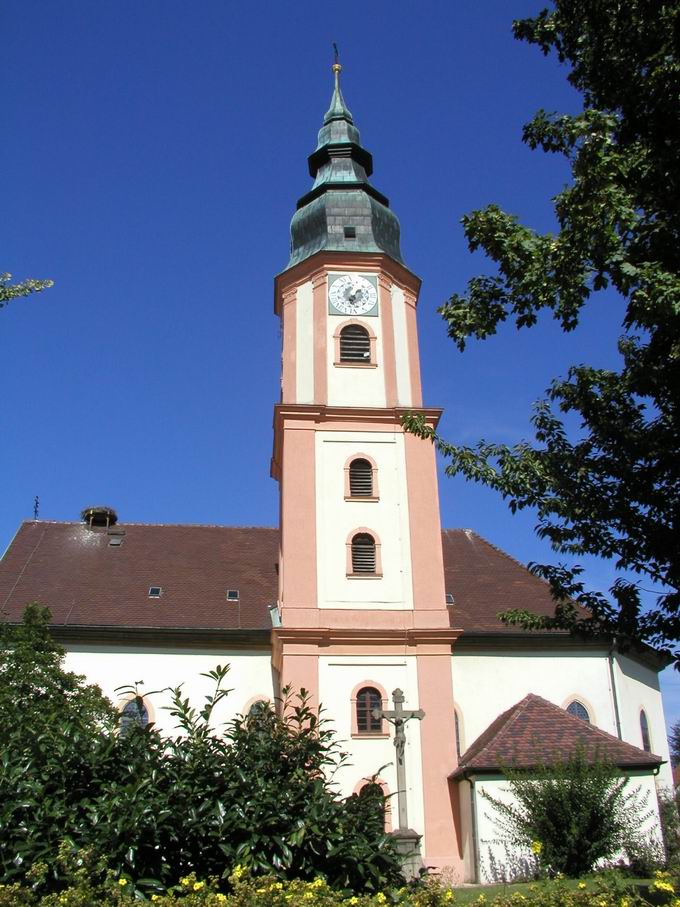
0;65;672;882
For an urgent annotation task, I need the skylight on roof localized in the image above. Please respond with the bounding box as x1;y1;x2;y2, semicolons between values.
446;593;455;605
226;589;239;602
148;586;162;598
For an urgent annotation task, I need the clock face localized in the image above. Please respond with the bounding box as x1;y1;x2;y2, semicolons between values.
328;273;378;316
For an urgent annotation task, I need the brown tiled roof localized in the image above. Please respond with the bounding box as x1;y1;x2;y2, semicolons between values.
442;529;564;634
0;521;279;631
0;521;562;635
452;693;662;776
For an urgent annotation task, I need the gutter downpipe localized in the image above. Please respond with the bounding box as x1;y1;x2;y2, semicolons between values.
608;643;623;740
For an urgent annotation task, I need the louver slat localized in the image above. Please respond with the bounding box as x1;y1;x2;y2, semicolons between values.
340;325;371;362
349;459;373;496
351;533;376;573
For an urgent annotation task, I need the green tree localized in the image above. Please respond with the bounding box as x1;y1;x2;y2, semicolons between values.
406;0;680;661
0;607;403;896
0;605;118;882
482;750;653;877
0;273;53;309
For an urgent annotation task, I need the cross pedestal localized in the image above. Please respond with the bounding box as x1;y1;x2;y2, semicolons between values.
372;688;426;880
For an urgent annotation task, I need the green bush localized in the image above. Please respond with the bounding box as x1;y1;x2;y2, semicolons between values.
0;607;402;895
481;749;653;877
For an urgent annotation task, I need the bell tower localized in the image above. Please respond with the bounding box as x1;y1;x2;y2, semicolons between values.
271;63;461;873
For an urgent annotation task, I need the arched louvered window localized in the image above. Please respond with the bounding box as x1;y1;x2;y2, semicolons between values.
356;687;382;733
566;700;590;722
352;532;376;574
640;709;651;752
119;697;149;735
349;458;373;497
340;324;371;363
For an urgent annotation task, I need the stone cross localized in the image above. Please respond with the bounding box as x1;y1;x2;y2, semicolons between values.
373;688;424;831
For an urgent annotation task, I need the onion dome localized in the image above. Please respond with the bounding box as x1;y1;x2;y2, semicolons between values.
287;62;403;269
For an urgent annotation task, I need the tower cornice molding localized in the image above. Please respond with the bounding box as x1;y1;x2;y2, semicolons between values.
270;404;442;481
274;251;421;315
271;626;462;671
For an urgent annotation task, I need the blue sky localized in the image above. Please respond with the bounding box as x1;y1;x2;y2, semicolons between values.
3;2;676;728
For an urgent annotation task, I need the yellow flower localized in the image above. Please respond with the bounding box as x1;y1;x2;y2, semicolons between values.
216;897;227;904
445;893;455;902
530;840;543;855
194;881;205;891
578;882;587;890
654;881;676;894
273;882;284;890
180;876;192;887
376;894;387;904
620;898;631;907
118;878;128;887
349;899;359;906
303;893;314;901
151;897;160;903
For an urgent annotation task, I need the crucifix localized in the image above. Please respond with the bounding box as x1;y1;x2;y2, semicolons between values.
373;688;425;831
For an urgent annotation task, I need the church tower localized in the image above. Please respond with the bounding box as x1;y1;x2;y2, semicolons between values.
271;63;461;872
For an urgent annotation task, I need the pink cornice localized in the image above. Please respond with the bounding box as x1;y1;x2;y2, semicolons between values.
271;626;461;656
270;404;442;481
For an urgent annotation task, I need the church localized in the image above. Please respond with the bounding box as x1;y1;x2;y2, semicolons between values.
0;63;671;883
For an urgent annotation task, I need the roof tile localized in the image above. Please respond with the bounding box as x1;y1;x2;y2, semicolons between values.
452;693;662;776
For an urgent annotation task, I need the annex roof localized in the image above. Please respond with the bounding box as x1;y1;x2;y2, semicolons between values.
452;693;663;777
0;520;574;634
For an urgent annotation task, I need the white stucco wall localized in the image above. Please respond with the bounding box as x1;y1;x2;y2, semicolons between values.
452;649;670;787
471;772;663;883
326;285;386;408
390;284;412;407
315;430;414;609
318;655;426;847
64;644;274;736
295;280;314;404
613;652;673;789
452;649;622;752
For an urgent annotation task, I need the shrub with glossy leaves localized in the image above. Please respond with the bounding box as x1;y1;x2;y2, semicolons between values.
0;607;403;895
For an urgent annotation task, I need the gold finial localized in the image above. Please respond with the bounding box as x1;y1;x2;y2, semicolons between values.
332;42;342;80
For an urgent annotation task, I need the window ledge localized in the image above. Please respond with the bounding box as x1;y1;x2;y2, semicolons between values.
344;495;380;503
346;573;383;580
334;361;378;369
352;732;390;740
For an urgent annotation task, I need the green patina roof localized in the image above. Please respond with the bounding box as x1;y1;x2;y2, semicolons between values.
286;66;403;270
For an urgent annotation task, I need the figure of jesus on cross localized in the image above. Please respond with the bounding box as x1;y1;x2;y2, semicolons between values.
372;688;425;831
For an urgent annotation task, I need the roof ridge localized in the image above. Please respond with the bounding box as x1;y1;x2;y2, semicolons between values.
20;520;279;530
